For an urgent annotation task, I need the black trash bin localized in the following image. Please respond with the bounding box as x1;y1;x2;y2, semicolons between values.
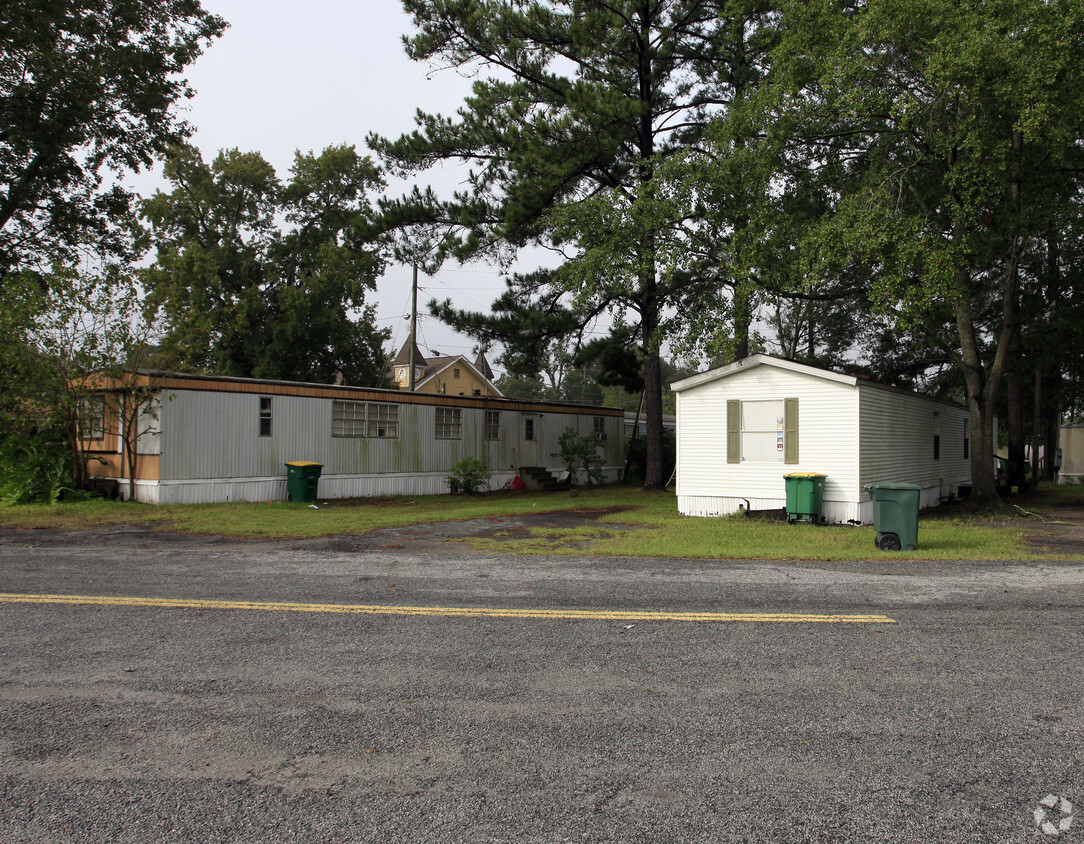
285;461;323;503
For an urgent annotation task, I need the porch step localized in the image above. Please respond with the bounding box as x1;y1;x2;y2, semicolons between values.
518;466;571;492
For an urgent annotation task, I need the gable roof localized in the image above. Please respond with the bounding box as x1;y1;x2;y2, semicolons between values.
671;353;967;411
670;354;857;393
415;355;505;397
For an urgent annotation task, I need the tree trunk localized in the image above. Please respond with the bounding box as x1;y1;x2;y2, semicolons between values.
641;297;667;491
955;294;1000;504
733;283;752;361
67;421;86;491
1007;369;1027;492
1032;364;1042;483
1045;405;1060;483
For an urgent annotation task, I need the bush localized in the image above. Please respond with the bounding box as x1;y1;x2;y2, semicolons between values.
0;432;76;505
554;426;604;486
624;426;676;485
447;457;490;493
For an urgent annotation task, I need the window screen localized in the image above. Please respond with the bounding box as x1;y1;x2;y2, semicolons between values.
332;401;399;438
259;396;272;437
485;410;500;441
436;407;462;439
741;400;786;462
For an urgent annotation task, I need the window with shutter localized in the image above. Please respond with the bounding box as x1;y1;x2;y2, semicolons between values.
728;398;799;463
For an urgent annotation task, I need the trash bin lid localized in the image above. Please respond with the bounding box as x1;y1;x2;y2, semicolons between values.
866;482;921;491
784;472;827;478
285;461;323;467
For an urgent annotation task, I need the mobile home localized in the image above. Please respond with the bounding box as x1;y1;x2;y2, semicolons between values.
672;355;972;524
82;372;625;503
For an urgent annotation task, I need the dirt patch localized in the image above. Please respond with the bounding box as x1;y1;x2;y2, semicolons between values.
289;506;643;554
1019;506;1084;556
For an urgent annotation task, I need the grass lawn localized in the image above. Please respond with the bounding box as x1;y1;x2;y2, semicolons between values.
0;483;1080;561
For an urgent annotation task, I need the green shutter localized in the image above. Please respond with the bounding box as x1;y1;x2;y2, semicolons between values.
726;400;740;464
784;398;799;464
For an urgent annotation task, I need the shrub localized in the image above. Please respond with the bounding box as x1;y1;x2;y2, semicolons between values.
447;457;490;493
0;432;76;505
554;426;604;486
624;427;676;484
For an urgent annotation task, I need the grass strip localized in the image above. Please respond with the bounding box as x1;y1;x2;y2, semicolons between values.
0;483;1080;561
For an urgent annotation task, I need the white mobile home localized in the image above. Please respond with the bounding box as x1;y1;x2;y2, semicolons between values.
82;372;625;504
672;355;972;524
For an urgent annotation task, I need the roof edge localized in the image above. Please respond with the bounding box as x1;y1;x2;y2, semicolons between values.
670;354;857;392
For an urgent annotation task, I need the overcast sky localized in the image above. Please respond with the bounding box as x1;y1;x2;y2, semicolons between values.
137;0;519;368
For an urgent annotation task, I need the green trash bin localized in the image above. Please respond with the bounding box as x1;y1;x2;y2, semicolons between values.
784;472;827;524
285;461;323;503
866;482;921;551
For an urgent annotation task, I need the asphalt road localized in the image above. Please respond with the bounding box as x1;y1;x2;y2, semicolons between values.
1;525;1082;843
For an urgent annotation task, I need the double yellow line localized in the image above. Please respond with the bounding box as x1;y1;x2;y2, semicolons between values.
0;593;894;624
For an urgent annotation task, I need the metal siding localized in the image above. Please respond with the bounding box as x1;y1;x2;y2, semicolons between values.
676;366;859;514
150;387;623;501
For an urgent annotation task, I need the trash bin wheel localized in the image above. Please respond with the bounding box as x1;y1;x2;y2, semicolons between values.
877;533;902;552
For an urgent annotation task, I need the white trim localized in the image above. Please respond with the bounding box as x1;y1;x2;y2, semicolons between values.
670;354;857;393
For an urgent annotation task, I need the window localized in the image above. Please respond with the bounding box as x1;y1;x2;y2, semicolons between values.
259;396;273;437
453;367;461;379
593;416;607;440
367;403;398;438
80;395;106;441
332;401;399;438
933;435;941;460
485;410;500;441
525;417;535;441
436;407;462;439
727;398;798;464
963;419;970;459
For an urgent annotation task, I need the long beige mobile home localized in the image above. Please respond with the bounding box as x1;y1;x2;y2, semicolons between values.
82;372;624;503
672;355;972;524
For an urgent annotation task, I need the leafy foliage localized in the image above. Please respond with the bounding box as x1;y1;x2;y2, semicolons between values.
372;0;781;489
721;0;1084;503
142;144;390;384
0;267;160;491
553;427;604;487
0;431;75;505
625;427;676;487
446;457;490;494
0;0;225;279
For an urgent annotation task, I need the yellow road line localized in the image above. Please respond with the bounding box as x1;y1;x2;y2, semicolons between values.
0;593;894;624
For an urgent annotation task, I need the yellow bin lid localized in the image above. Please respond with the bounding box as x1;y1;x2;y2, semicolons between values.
285;461;323;467
784;472;826;478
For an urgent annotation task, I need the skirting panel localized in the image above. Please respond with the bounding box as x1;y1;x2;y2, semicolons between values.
98;467;624;505
678;495;863;525
680;483;955;526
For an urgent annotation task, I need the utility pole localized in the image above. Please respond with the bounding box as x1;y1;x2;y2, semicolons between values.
408;264;418;391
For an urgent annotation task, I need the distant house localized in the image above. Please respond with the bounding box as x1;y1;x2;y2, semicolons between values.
671;354;972;524
1059;421;1084;484
81;371;624;503
388;340;503;398
624;411;676;439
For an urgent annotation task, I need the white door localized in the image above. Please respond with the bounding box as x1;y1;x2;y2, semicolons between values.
521;413;539;466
